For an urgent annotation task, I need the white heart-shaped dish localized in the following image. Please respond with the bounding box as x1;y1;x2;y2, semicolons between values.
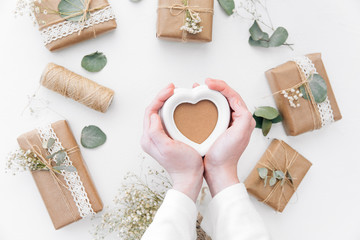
160;85;230;156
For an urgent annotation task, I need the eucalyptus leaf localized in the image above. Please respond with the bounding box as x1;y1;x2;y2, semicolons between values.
257;168;268;179
53;165;77;172
58;0;89;22
253;114;263;129
271;114;283;123
299;74;327;103
300;85;310;100
264;176;268;187
262;118;272;136
217;0;235;16
55;151;66;165
286;171;293;185
269;176;277;187
281;178;285;186
81;125;107;149
47;138;55;149
254;106;279;120
268;27;288;47
81;52;107;72
275;170;285;180
308;74;328;103
248;37;270;48
249;21;267;41
46;150;64;159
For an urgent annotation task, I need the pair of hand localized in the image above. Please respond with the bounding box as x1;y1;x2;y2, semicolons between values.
141;79;256;202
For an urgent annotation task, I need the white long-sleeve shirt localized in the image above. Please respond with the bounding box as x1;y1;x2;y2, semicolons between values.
142;183;270;240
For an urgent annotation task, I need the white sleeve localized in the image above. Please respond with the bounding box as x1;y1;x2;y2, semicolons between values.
141;189;198;240
201;183;270;240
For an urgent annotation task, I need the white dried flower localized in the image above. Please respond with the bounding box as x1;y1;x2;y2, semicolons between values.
14;0;38;26
281;86;303;108
91;168;172;240
180;11;203;34
5;147;47;174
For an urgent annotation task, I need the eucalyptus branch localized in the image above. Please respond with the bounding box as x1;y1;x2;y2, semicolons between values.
234;0;294;50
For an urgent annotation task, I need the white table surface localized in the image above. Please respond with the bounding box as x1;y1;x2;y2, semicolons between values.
1;0;360;239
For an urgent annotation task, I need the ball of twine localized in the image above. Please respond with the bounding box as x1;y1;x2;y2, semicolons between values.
40;63;114;113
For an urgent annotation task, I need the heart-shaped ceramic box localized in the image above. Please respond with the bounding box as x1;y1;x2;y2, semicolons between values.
160;85;230;156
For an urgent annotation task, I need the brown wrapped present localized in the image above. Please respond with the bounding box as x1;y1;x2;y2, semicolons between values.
17;120;103;229
266;53;342;136
157;0;214;42
245;139;312;212
34;0;117;51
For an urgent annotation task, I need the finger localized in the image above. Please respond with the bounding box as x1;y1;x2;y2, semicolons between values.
143;83;175;132
205;78;247;111
148;113;171;147
192;83;200;88
148;83;175;114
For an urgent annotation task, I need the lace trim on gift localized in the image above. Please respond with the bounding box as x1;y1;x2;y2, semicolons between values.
40;6;115;45
293;56;335;127
37;124;95;218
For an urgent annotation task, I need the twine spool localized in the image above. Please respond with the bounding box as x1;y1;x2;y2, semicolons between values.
40;63;114;113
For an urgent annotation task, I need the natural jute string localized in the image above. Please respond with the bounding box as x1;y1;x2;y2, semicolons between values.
40;63;114;113
158;1;213;42
39;0;109;38
258;140;298;212
269;62;322;130
25;137;80;221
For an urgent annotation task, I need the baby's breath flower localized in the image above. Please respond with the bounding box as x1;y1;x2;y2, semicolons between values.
91;169;171;240
14;0;38;26
180;11;203;34
5;147;47;174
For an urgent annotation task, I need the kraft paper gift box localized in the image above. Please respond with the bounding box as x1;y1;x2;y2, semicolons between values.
265;53;342;136
17;120;103;229
245;139;312;212
34;0;117;51
157;0;214;42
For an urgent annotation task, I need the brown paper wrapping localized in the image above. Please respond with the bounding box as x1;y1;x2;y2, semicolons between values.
17;120;103;229
34;0;117;51
245;139;312;212
266;53;342;136
157;0;214;42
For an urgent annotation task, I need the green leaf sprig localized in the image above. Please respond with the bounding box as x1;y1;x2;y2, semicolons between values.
81;52;107;73
218;0;235;16
43;138;77;173
280;73;328;108
253;106;282;136
300;73;328;103
81;125;107;149
249;21;292;49
257;168;293;187
58;0;90;22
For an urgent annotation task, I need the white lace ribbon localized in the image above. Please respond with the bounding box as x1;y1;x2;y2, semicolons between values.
37;124;95;218
293;56;335;127
40;6;116;45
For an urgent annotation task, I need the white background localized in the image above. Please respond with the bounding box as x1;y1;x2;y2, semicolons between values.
1;0;360;239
